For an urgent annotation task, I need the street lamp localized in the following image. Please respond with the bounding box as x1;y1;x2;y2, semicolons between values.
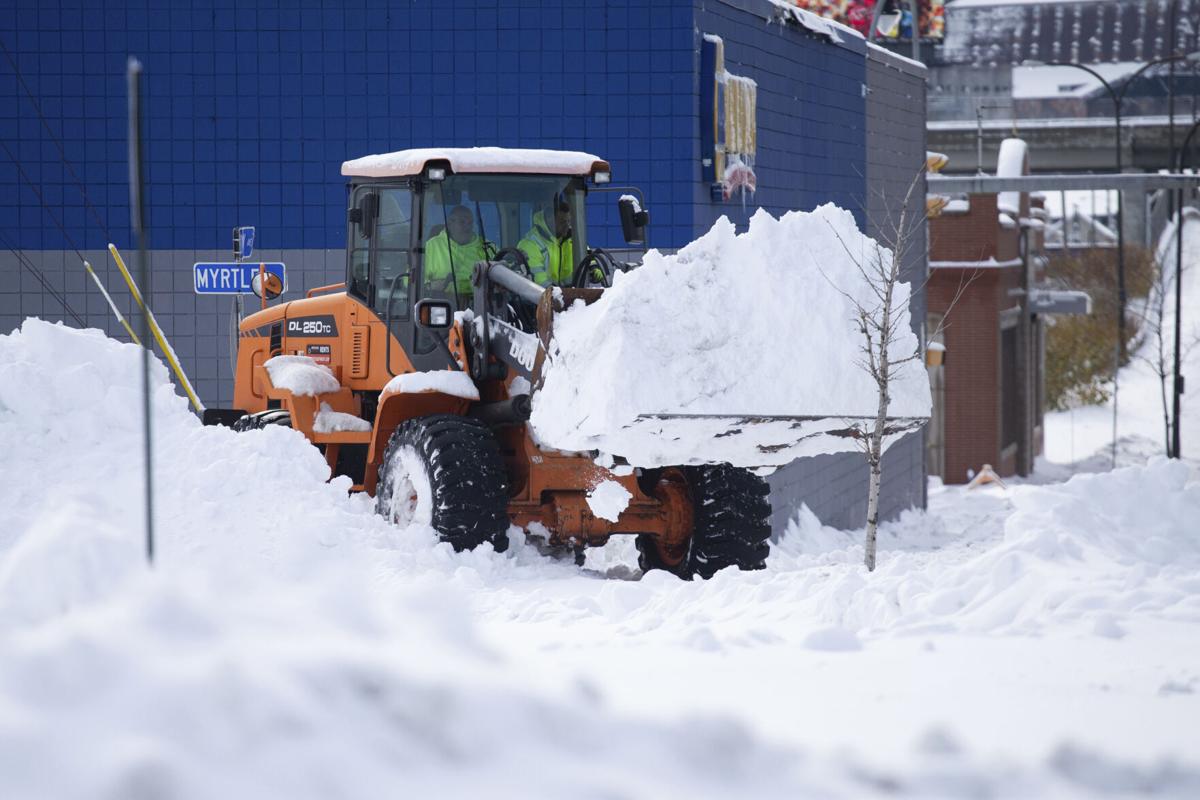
1170;120;1200;458
1024;52;1200;365
1023;52;1200;465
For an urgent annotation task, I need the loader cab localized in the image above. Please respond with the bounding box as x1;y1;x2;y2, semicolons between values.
346;169;589;335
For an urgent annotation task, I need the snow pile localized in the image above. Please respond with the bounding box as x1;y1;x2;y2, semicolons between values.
0;320;818;798
383;369;480;400
2;319;1199;796
531;206;930;468
264;354;339;396
768;459;1200;636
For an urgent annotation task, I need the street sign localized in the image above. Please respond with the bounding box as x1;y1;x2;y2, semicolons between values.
194;262;286;295
233;226;256;259
1028;289;1091;316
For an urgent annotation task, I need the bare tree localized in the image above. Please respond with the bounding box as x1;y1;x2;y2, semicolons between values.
828;170;974;572
1137;209;1200;455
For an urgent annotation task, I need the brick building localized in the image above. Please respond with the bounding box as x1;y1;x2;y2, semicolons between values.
927;143;1046;483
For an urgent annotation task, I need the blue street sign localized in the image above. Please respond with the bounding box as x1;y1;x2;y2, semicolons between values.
237;226;256;259
194;262;286;295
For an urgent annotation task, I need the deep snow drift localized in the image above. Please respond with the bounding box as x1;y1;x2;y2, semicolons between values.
2;319;1199;798
530;206;931;469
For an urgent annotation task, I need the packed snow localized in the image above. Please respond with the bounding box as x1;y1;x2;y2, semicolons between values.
531;206;930;469
383;369;480;400
1;318;1199;797
996;137;1027;216
263;354;340;396
585;479;632;523
312;401;372;434
341;147;604;178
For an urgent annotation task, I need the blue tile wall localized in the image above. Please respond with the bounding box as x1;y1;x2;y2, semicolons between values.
1;0;870;256
690;0;867;236
0;0;697;253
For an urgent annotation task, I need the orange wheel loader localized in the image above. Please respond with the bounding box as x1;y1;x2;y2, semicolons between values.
210;148;771;579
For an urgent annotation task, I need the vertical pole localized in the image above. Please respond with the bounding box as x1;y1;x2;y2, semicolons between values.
128;57;153;565
1112;95;1125;468
1174;185;1184;458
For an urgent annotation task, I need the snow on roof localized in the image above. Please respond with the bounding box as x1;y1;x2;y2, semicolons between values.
1012;63;1142;100
768;0;864;44
995;138;1028;215
341;148;609;179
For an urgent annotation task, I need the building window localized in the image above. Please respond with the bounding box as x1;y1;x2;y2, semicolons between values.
1001;324;1019;450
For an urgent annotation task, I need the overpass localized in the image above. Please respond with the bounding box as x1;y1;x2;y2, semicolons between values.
928;115;1198;175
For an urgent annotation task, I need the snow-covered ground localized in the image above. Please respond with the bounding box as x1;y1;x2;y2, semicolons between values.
2;318;1198;798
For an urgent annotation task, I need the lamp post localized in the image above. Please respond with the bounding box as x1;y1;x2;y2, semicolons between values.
1172;120;1200;458
1025;52;1199;465
1033;54;1198;363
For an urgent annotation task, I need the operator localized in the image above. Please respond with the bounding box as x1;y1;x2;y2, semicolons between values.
518;194;573;286
424;205;494;298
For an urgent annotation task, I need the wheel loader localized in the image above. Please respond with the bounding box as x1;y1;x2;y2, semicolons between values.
215;148;772;578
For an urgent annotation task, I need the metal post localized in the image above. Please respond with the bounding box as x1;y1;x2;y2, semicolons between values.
128;57;153;564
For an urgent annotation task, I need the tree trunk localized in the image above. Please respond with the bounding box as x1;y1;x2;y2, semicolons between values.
864;451;882;571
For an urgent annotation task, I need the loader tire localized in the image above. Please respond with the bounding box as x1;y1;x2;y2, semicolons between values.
231;409;292;432
375;414;509;553
637;464;771;580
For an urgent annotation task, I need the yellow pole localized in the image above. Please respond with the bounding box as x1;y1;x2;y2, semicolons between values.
83;260;141;345
108;243;206;413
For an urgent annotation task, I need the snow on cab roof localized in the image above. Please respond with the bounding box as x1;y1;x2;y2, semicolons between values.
341;147;609;178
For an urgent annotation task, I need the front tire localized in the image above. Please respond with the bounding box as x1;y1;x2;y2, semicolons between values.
375;414;509;552
637;464;772;579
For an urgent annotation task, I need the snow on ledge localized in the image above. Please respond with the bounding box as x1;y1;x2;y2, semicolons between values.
313;402;371;434
768;0;864;44
264;355;340;397
382;370;480;401
342;147;606;178
930;257;1023;269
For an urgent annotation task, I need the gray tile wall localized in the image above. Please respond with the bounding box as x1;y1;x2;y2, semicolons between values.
765;45;930;534
1;248;343;408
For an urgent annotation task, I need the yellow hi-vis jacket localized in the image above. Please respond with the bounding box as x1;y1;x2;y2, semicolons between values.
424;231;493;296
518;212;573;286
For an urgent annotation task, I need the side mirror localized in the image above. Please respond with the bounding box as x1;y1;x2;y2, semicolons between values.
414;298;454;329
354;192;379;239
618;196;649;245
251;268;284;300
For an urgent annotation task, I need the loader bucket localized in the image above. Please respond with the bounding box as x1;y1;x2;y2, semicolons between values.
604;413;928;471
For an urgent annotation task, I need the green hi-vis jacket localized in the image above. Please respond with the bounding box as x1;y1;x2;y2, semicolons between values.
423;231;494;296
518;212;573;286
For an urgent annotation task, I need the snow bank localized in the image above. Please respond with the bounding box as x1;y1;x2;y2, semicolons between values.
2;319;1198;795
771;459;1200;636
531;206;930;468
0;319;814;798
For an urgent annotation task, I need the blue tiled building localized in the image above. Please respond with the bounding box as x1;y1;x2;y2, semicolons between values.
0;0;928;530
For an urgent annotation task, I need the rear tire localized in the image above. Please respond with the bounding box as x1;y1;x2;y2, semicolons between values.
375;414;509;552
637;464;771;579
